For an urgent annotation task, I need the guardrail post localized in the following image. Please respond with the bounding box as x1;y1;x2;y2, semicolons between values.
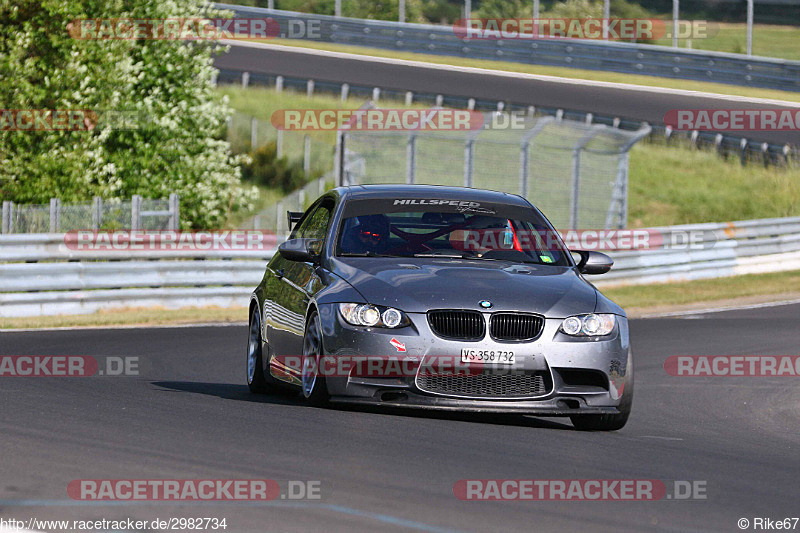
303;135;311;177
49;198;60;233
762;142;770;168
341;83;349;101
406;133;417;184
405;91;413;106
251;117;258;150
92;197;103;230
436;95;444;107
241;71;249;89
372;87;380;102
276;129;284;158
169;193;180;230
2;201;11;234
467;98;475;111
276;76;284;92
131;195;142;230
307;80;315;98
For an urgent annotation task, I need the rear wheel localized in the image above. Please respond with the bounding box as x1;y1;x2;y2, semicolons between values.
247;306;272;394
301;311;329;406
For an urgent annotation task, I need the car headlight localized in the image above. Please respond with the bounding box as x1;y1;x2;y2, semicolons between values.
339;303;409;328
560;314;616;336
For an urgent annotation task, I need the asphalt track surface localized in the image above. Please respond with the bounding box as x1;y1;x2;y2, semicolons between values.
1;303;798;532
215;42;800;147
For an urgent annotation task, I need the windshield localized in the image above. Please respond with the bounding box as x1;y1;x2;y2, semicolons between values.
336;198;571;267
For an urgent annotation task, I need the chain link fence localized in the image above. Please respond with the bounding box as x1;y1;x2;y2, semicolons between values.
227;111;336;174
337;112;650;229
1;195;179;233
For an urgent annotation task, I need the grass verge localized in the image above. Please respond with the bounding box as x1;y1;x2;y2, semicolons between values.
0;306;247;330
4;270;800;329
246;38;800;103
603;269;800;313
652;23;800;61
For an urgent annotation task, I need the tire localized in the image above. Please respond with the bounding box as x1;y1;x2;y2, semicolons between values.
247;305;272;394
570;377;633;431
301;311;329;407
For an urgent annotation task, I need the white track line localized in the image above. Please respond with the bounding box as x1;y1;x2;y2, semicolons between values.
224;40;800;108
0;322;248;333
639;297;800;318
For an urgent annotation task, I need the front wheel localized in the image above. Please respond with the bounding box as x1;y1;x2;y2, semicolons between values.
301;311;329;407
247;306;272;394
570;377;633;431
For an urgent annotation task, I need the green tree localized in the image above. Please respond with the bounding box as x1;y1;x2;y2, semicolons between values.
0;0;256;228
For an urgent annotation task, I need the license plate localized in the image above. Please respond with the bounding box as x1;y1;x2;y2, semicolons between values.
461;348;515;365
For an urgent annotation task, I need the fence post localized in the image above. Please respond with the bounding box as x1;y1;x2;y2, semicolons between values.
242;71;250;88
276;129;284;158
276;75;284;92
372;87;380;102
307;80;315;98
406;133;417;184
92;197;103;230
463;139;474;188
569;126;604;229
276;201;285;237
131;195;142;230
335;131;345;186
341;83;349;101
519;142;529;198
303;135;312;177
2;201;11;234
519;117;554;201
169;193;180;230
405;91;414;106
251;117;258;150
49;198;61;233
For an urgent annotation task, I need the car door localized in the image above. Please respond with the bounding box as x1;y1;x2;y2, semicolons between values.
266;198;335;361
279;197;335;360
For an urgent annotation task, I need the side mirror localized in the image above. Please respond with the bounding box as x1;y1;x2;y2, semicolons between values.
572;250;613;275
278;238;322;263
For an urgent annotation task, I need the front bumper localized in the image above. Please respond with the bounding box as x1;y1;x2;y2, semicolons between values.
316;304;632;416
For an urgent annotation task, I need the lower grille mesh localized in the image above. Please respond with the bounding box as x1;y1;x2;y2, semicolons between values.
417;371;551;398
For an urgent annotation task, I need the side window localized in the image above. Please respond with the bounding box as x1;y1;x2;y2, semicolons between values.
294;199;334;241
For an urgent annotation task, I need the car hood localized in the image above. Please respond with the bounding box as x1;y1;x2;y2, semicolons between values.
330;257;598;318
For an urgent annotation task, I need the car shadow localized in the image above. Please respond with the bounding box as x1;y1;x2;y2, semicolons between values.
152;380;575;430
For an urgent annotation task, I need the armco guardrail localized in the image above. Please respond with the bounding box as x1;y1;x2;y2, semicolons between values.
1;217;799;317
597;216;800;287
0;234;274;318
216;4;800;92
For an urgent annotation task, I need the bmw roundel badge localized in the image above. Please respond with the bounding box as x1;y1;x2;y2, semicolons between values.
479;300;493;309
